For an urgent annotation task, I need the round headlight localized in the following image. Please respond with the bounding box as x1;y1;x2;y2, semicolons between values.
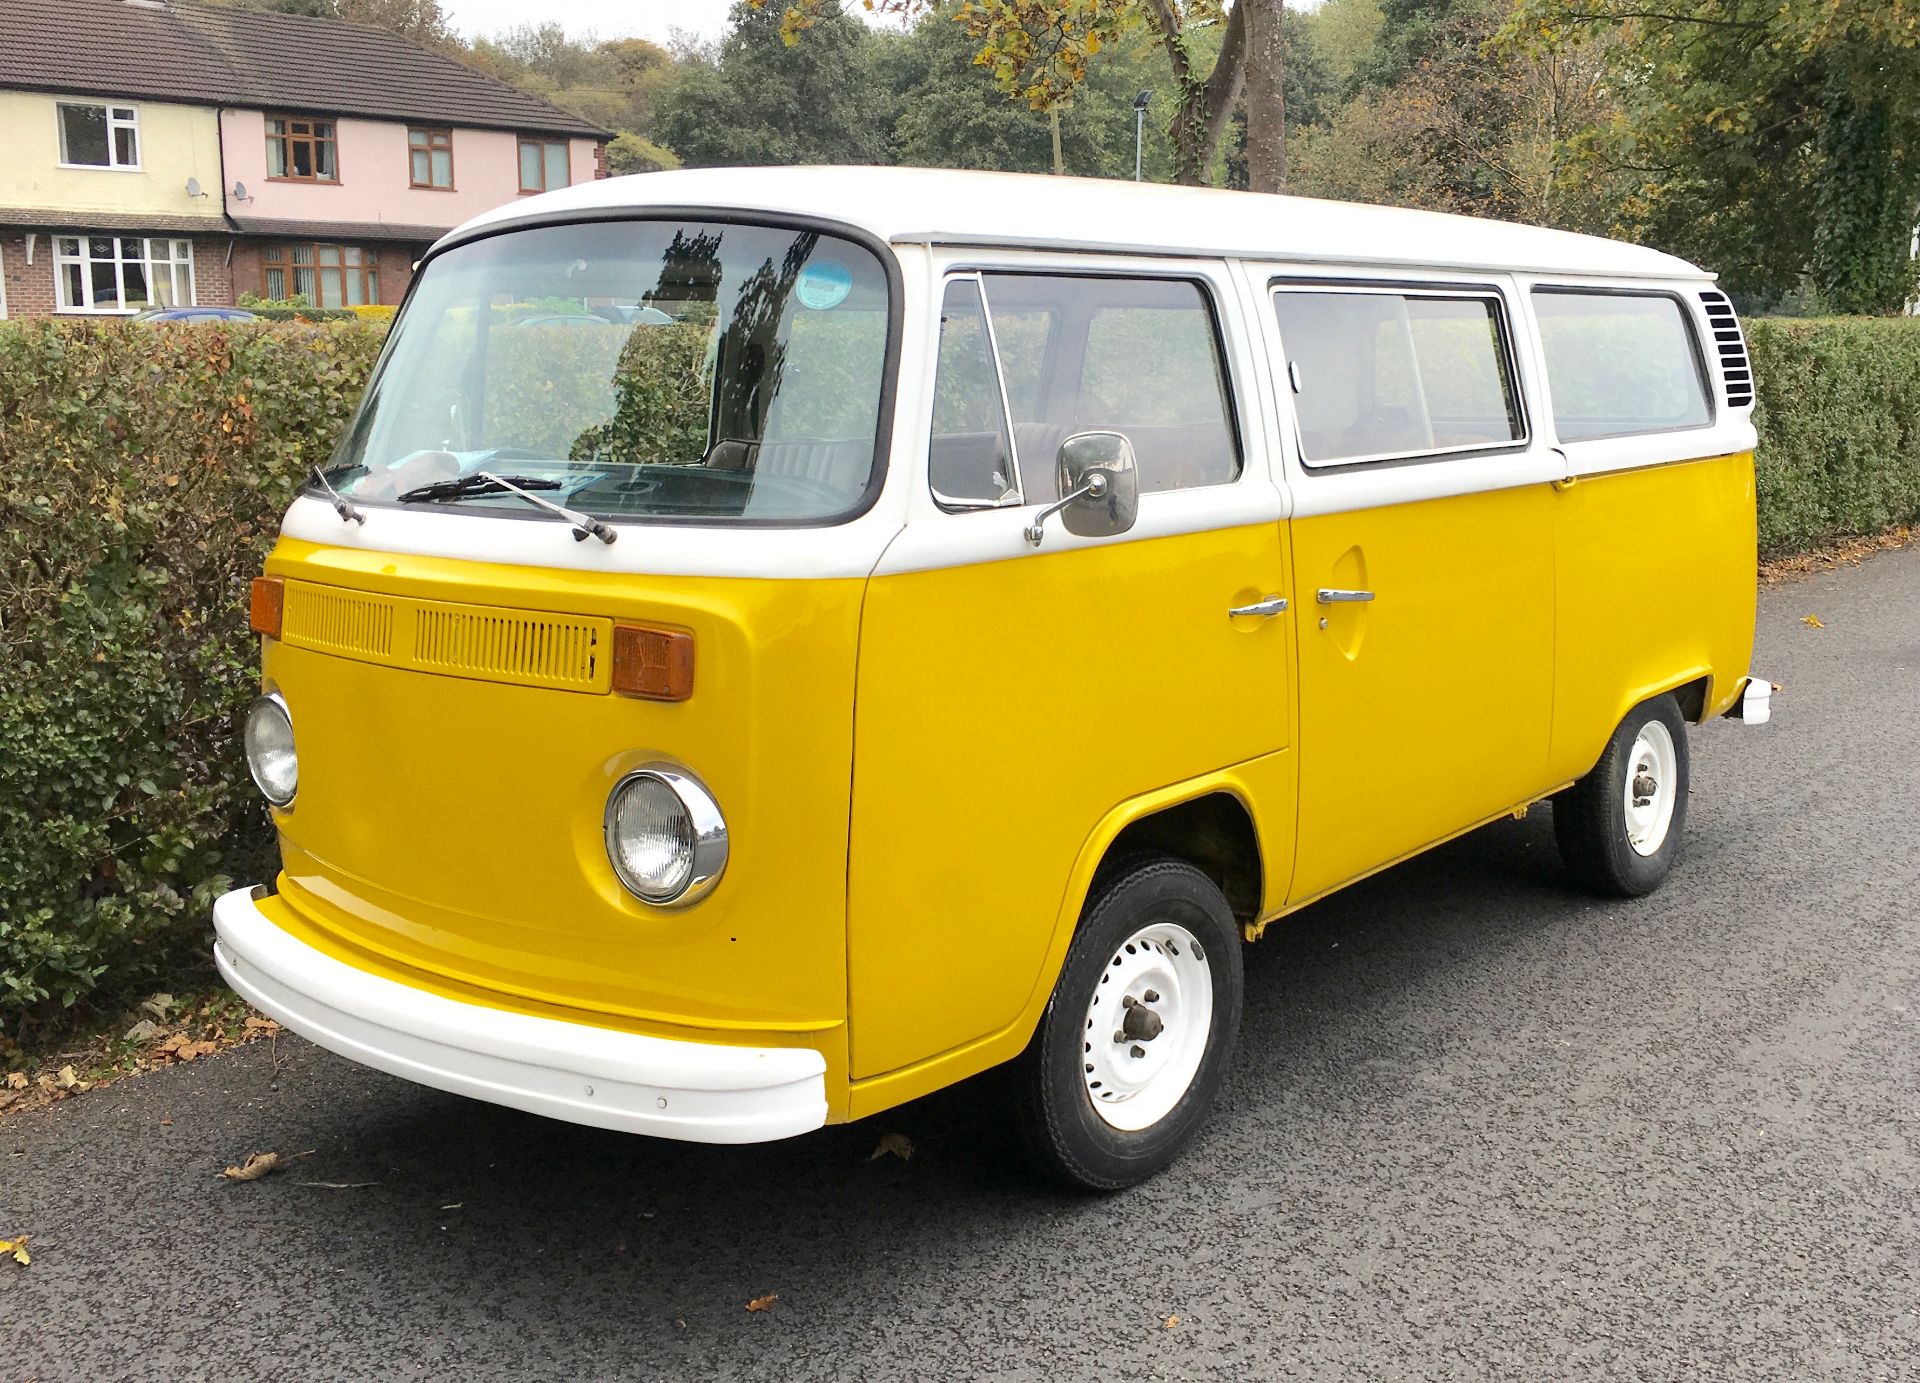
604;766;727;906
244;693;298;807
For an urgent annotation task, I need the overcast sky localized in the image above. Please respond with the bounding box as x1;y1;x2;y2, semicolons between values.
438;1;863;46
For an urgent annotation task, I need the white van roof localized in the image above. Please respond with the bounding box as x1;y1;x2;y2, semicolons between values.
444;165;1710;282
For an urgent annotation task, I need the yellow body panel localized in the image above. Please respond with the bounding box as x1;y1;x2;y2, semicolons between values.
1547;452;1759;778
845;521;1295;1081
1287;480;1558;904
247;450;1756;1130
257;539;864;1114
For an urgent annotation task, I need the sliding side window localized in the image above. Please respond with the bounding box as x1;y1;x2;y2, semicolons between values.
1273;287;1525;467
1531;289;1711;442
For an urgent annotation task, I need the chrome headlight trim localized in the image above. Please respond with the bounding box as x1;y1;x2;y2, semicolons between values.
603;763;728;907
243;692;298;808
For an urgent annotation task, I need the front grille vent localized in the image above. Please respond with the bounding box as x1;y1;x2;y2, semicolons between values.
1699;289;1753;408
413;607;601;688
278;582;613;694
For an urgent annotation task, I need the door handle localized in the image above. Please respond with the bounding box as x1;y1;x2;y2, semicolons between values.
1227;596;1288;618
1316;588;1375;604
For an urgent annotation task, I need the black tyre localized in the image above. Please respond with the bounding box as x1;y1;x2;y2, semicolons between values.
1554;693;1691;897
1012;853;1243;1191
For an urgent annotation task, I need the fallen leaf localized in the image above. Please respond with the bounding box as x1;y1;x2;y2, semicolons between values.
1802;614;1824;628
55;1065;89;1092
123;1018;161;1043
1163;1314;1180;1329
867;1131;915;1163
0;1235;28;1267
243;1016;281;1034
0;1090;19;1112
222;1151;284;1181
141;993;175;1020
745;1293;778;1313
219;1148;315;1181
5;1072;26;1090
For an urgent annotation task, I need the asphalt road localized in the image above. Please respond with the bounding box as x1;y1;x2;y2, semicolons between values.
6;547;1918;1383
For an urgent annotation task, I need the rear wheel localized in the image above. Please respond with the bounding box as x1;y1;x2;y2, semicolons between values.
1554;694;1691;896
1013;854;1243;1191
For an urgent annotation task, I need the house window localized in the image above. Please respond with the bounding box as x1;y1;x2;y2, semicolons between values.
54;236;194;313
260;243;380;307
266;117;339;181
408;127;454;189
517;137;569;193
58;104;140;169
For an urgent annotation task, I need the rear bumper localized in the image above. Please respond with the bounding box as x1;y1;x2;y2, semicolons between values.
212;886;828;1143
1724;673;1773;725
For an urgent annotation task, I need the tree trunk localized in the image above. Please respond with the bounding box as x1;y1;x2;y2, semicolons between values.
1149;0;1249;187
1242;0;1287;193
1049;107;1065;177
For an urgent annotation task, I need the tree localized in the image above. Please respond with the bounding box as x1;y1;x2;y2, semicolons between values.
214;0;455;47
653;3;895;168
1503;0;1920;312
765;1;1291;190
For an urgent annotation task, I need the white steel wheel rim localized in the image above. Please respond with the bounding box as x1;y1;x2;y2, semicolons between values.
1623;720;1679;857
1080;920;1214;1132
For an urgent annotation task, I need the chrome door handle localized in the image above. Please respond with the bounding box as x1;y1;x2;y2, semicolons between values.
1228;596;1288;619
1316;588;1375;604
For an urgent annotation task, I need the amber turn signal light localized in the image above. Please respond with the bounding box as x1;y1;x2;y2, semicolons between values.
611;624;694;701
249;577;285;638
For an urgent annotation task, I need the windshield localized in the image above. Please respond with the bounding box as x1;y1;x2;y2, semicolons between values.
321;219;893;524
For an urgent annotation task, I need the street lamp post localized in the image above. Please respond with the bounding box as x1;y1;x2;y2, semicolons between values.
1133;89;1152;182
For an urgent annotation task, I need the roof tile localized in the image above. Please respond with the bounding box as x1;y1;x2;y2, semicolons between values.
0;0;609;138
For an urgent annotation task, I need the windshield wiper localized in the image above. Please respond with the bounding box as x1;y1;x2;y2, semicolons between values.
400;471;616;545
309;465;366;525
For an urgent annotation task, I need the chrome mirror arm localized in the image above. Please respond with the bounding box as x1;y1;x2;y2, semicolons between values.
1023;470;1110;547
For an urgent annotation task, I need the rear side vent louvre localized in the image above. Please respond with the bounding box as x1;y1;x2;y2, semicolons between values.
1699;289;1753;408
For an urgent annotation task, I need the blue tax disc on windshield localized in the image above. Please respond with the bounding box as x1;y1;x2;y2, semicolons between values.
795;260;854;310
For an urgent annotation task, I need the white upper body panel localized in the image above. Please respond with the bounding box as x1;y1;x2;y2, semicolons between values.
436;165;1714;283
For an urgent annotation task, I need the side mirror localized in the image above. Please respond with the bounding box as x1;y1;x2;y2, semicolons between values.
1023;430;1140;547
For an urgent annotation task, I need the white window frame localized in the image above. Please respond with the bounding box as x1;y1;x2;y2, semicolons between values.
1269;278;1532;471
53;235;196;315
57;102;142;171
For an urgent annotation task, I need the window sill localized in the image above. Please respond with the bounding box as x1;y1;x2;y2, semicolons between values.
56;163;143;173
265;176;343;186
54;307;141;316
410;184;458;192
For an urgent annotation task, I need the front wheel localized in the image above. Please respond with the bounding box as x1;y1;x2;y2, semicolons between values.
1554;693;1691;897
1012;854;1244;1191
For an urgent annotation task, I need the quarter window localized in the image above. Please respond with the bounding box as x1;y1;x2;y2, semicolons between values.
1532;290;1711;441
518;138;569;193
54;236;194;313
976;274;1241;499
58;103;140;168
928;278;1019;507
408;127;454;188
1273;288;1524;466
266;117;339;181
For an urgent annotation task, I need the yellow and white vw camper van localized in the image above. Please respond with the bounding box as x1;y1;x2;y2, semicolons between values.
216;168;1770;1190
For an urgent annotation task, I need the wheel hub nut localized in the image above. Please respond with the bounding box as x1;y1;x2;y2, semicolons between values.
1120;993;1165;1043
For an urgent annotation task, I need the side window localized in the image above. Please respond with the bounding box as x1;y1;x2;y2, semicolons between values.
1532;290;1711;441
928;278;1018;507
1273;288;1524;466
980;273;1241;500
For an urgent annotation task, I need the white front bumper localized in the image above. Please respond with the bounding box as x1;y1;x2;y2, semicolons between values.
212;887;828;1143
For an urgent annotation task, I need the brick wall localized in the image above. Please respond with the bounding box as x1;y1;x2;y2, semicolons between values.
0;231;238;318
595;141;609;179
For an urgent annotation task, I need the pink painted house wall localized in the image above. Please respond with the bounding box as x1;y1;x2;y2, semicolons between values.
220;109;599;229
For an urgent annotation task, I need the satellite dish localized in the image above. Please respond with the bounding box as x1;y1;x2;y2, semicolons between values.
185;176;204;198
231;181;249;202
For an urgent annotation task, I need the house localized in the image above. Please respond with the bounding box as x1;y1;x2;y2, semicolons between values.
0;0;611;319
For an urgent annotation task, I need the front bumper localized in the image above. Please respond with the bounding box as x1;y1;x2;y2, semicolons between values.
212;887;828;1143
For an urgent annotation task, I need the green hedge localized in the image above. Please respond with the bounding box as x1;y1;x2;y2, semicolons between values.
1749;317;1920;555
0;312;1917;1030
0;320;385;1023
